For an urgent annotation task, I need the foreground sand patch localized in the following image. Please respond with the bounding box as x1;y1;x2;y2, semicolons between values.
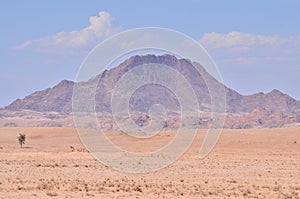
0;127;299;198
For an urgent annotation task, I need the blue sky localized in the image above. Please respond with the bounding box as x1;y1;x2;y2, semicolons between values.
1;0;300;106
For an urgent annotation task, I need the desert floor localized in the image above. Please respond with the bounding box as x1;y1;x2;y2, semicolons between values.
0;127;299;198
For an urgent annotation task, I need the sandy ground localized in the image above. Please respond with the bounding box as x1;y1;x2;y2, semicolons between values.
0;127;299;198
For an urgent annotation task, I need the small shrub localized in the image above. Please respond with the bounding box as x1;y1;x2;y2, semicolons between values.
18;133;26;148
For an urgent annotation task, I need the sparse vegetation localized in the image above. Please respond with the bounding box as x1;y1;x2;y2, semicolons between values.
18;133;26;148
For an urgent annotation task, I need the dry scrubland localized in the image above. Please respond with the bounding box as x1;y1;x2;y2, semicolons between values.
0;127;299;198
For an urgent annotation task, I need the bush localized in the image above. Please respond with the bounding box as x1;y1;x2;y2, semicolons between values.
18;133;26;148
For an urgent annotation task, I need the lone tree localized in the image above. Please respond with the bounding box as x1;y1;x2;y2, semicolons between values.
18;133;26;148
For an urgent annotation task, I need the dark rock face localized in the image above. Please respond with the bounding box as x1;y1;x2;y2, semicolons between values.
3;54;300;128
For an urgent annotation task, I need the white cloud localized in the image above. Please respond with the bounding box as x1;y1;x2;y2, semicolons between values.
199;31;300;65
199;32;284;49
17;11;121;51
198;32;300;100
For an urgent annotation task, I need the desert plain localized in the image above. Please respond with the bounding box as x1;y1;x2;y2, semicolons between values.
0;127;299;198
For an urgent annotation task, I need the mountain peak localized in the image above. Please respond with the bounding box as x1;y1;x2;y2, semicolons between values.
120;54;180;69
57;80;74;86
268;89;284;95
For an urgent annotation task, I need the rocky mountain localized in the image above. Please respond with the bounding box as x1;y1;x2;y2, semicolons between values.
2;54;300;129
5;80;74;113
226;88;300;114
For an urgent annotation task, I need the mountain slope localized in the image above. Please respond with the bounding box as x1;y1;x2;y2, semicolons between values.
5;80;74;113
3;54;300;128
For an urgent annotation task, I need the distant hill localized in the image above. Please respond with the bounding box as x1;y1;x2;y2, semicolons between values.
2;54;300;129
5;80;74;113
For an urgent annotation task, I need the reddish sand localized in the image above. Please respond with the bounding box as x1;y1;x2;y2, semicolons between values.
0;127;299;198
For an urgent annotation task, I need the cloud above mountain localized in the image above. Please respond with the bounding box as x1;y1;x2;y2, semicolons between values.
16;11;121;51
199;32;300;65
198;32;300;99
199;32;284;49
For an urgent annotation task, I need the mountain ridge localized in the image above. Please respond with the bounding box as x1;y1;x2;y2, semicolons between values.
2;54;300;129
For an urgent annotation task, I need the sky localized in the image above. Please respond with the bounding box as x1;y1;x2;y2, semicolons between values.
0;0;300;106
